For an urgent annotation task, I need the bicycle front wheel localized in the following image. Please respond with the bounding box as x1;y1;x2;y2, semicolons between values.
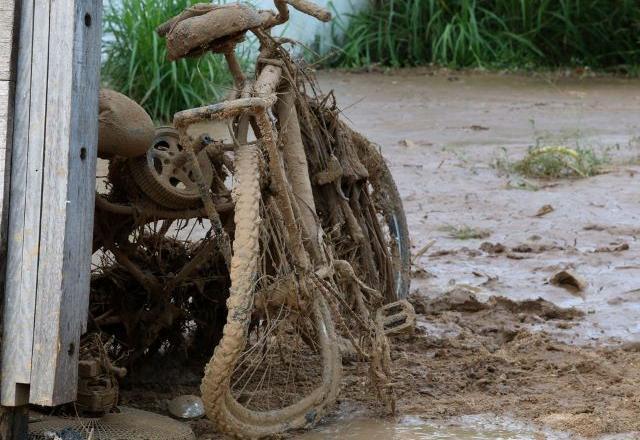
200;144;341;439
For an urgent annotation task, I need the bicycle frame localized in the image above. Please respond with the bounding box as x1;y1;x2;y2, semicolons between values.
172;49;324;270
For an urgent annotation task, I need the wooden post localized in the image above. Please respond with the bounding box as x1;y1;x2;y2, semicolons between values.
0;0;25;437
29;0;101;405
0;0;102;415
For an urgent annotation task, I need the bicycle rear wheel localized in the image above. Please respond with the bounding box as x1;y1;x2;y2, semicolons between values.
356;137;411;300
301;102;411;302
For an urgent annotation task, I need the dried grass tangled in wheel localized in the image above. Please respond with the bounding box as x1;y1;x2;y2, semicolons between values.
294;69;411;303
284;57;412;411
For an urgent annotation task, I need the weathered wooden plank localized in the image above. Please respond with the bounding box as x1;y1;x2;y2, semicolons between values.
0;1;18;296
0;0;30;429
0;81;11;197
0;0;18;81
0;80;14;313
0;79;14;309
0;0;34;407
20;1;52;377
29;0;101;406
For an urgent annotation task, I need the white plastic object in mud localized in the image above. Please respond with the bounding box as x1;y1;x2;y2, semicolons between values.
28;407;195;440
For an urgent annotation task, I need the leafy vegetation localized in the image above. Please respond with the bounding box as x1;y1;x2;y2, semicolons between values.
513;146;607;179
330;0;640;70
102;0;250;123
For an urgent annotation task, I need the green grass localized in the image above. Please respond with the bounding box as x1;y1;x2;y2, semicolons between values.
330;0;640;71
513;146;607;179
102;0;251;123
493;122;610;179
494;144;608;180
440;224;491;240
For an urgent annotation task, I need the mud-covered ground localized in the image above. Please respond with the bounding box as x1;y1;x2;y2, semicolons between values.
119;71;640;439
313;69;640;439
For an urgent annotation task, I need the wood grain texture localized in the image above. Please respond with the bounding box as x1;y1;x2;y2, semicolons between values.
0;0;27;405
2;0;46;406
1;0;101;407
0;80;11;200
0;0;18;81
0;81;14;343
29;0;101;406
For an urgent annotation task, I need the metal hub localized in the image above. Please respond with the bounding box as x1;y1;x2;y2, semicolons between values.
129;126;214;209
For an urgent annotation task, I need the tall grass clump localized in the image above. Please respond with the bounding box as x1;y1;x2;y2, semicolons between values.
103;0;249;123
331;0;640;70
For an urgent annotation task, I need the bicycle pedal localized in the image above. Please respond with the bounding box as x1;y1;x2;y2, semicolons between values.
376;300;416;336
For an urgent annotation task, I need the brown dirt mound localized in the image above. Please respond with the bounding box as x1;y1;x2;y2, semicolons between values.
338;290;639;438
410;287;584;319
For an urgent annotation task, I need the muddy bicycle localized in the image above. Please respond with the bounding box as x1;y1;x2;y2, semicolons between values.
91;1;412;437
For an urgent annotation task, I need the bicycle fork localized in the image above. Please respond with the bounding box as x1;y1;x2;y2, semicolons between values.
253;62;325;269
172;61;320;271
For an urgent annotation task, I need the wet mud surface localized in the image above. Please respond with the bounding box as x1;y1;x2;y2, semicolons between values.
321;69;640;345
313;70;640;439
120;71;640;439
335;291;640;438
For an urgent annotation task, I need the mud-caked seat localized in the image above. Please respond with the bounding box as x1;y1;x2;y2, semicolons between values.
157;3;264;61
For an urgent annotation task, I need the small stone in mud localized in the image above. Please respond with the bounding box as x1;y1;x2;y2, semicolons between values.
399;138;417;148
411;266;435;279
429;249;457;257
461;247;482;257
594;242;629;252
422;286;487;314
511;242;565;254
511;243;534;253
167;395;205;419
583;223;606;231
549;270;587;293
534;204;554;217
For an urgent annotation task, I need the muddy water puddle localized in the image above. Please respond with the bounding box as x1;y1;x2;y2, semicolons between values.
300;414;569;439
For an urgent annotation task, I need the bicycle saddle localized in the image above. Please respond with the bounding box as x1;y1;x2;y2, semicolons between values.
157;3;263;60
